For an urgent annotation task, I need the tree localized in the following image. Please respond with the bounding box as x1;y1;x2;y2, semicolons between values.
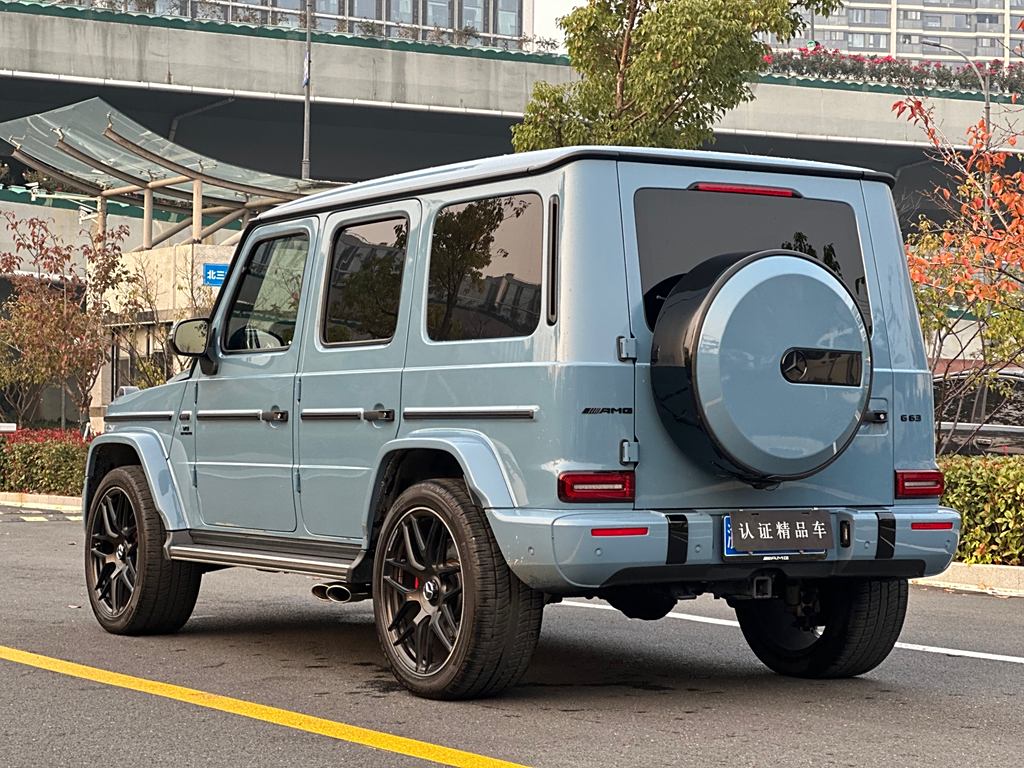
894;95;1024;452
511;0;841;152
0;214;130;426
109;247;217;389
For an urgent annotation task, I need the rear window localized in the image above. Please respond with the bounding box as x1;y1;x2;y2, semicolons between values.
634;188;871;330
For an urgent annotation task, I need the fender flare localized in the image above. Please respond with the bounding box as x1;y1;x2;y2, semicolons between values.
365;429;520;537
84;430;188;531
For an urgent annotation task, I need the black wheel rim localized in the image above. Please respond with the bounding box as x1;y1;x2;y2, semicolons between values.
379;506;464;677
88;487;138;618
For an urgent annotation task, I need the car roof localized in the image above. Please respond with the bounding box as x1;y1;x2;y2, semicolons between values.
260;145;894;222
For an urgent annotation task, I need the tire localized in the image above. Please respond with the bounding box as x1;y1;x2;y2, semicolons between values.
85;466;202;635
372;479;544;700
734;578;908;678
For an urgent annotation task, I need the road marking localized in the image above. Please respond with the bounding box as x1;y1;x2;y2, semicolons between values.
65;515;82;522
0;645;529;768
558;600;1024;665
19;516;47;522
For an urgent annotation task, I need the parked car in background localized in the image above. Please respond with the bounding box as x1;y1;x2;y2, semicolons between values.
933;371;1024;455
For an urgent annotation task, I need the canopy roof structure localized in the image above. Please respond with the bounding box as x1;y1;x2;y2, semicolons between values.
0;98;331;248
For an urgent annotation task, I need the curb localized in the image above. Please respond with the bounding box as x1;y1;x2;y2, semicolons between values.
0;492;82;513
913;562;1024;597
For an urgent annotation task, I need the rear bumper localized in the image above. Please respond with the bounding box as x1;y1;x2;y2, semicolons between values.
485;505;960;594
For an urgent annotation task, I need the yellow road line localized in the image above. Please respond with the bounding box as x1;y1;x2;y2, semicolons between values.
0;645;529;768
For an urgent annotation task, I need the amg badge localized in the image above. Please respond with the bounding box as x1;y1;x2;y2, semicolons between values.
582;407;634;415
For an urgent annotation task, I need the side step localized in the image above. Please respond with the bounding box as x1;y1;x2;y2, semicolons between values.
166;530;362;579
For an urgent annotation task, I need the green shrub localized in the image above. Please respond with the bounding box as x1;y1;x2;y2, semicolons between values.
0;429;89;497
940;456;1024;566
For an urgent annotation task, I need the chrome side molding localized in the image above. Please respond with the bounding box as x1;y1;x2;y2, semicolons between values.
403;406;539;421
104;411;175;423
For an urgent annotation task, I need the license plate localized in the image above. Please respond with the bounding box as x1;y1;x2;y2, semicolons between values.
724;510;833;560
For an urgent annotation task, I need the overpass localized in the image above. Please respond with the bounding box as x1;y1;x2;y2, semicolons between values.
0;0;1006;216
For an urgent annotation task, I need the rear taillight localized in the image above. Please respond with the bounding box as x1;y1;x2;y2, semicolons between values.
895;470;945;499
591;527;648;537
689;182;800;198
911;521;954;531
558;471;635;503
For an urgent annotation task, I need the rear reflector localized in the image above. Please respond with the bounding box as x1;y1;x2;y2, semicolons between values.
690;182;799;197
591;527;649;537
895;470;945;499
558;471;635;503
911;521;954;531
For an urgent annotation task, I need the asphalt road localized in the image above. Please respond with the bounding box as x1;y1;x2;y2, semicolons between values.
0;512;1021;768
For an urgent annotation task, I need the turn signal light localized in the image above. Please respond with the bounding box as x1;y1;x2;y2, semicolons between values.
895;470;945;499
690;182;799;197
558;471;635;503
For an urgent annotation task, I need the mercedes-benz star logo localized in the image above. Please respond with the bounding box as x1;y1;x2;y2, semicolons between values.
782;349;809;381
423;580;438;601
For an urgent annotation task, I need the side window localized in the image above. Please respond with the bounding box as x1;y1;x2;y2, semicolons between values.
322;217;408;345
426;192;543;342
224;233;309;352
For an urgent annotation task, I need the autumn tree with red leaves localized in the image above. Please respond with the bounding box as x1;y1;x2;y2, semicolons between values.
894;92;1024;452
0;213;130;426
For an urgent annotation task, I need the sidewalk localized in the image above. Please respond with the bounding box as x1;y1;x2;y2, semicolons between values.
0;492;81;513
913;562;1024;598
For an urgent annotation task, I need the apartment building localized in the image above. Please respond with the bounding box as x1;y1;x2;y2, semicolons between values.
773;1;1024;62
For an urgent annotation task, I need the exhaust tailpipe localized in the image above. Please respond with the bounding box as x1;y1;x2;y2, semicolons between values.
312;582;371;604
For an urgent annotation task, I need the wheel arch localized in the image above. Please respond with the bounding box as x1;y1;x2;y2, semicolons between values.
84;432;188;531
361;431;518;553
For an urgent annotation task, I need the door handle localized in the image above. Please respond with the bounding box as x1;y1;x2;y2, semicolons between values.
260;407;289;423
362;409;395;423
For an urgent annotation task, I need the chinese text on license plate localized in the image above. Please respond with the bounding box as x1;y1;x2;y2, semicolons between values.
724;510;833;561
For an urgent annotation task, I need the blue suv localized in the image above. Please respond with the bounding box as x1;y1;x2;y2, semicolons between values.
85;147;960;698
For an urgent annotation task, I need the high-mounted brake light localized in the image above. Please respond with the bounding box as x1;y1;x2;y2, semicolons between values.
558;471;635;503
895;470;945;499
911;521;954;531
690;182;799;198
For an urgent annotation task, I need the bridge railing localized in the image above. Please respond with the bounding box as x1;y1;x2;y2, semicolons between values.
26;0;537;50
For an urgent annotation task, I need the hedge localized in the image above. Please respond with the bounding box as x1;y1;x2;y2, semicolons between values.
0;429;90;497
940;456;1024;566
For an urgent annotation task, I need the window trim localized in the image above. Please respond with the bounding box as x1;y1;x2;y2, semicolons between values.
219;226;313;357
318;212;412;350
423;188;546;345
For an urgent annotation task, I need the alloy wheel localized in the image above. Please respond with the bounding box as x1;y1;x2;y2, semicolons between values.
379;506;464;677
88;487;139;617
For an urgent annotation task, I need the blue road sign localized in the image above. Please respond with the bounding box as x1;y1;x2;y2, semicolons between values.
203;263;229;287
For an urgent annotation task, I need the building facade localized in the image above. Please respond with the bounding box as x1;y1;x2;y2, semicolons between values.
63;0;535;47
772;1;1024;62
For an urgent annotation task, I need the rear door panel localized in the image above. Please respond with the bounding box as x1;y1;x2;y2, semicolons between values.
619;162;895;509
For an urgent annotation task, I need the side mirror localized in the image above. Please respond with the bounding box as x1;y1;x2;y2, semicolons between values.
170;318;210;357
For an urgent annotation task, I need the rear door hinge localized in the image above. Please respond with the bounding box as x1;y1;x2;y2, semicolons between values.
620;439;640;465
191;465;198;488
295;469;302;494
296;377;302;402
617;336;637;362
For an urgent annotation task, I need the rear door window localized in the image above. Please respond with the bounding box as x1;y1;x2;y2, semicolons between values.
634;188;870;331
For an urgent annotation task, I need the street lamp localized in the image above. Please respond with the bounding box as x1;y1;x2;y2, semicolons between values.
922;38;992;213
301;0;313;180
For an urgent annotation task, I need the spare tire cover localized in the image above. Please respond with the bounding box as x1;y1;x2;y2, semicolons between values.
651;249;871;484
